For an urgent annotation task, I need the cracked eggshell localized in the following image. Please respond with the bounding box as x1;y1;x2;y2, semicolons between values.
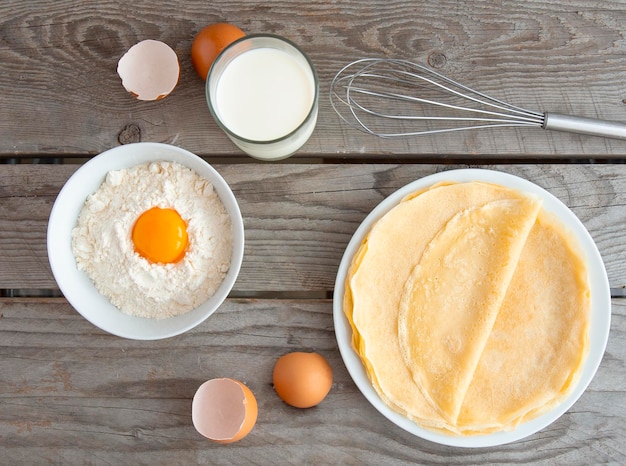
192;378;258;443
117;39;180;100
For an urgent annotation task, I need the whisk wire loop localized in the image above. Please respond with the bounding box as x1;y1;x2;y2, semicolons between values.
330;58;545;138
353;68;544;122
346;85;543;124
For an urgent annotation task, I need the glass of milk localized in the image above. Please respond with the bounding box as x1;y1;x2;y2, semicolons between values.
206;34;319;161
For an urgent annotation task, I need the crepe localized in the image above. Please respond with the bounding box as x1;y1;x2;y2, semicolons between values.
344;180;590;435
398;197;541;425
345;181;532;429
455;210;590;431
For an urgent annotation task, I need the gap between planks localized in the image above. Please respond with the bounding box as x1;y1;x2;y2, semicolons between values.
0;289;334;299
1;288;623;299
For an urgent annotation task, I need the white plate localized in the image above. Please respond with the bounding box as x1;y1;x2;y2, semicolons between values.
47;143;245;340
333;168;611;447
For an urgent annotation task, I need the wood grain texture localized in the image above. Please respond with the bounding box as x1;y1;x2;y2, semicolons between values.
0;297;624;464
2;1;626;159
2;0;625;463
1;163;624;291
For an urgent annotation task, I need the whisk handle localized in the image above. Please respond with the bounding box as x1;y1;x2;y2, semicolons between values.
543;113;626;140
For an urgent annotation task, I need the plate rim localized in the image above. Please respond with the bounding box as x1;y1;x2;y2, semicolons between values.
332;168;611;448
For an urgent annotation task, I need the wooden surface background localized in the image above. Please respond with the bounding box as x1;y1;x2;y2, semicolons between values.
1;0;625;464
2;0;626;160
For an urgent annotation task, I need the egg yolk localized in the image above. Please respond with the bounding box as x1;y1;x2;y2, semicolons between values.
132;207;188;264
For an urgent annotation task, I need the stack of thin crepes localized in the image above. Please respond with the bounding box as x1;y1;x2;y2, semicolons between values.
344;180;591;435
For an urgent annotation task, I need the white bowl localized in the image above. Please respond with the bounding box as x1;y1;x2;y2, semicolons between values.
333;168;611;447
47;143;244;340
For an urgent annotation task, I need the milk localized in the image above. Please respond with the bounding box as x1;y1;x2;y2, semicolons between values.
207;36;318;161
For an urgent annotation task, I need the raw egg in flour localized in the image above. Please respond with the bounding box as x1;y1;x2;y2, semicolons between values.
132;207;188;264
272;352;333;408
191;23;245;80
192;378;258;443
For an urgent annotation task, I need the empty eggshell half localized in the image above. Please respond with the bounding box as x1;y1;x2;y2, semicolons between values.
192;378;258;443
117;39;180;100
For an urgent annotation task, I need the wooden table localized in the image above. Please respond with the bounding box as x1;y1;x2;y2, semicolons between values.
1;1;625;464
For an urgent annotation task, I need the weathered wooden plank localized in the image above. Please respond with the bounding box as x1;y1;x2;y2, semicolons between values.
0;297;624;464
0;163;624;291
2;1;626;158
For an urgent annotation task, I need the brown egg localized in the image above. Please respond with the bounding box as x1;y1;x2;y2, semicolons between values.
192;378;258;443
273;352;333;408
191;23;245;80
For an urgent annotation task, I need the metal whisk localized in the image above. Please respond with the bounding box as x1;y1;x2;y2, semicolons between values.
330;58;626;140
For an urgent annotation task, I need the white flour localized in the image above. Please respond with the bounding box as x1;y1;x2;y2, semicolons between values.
71;161;233;319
